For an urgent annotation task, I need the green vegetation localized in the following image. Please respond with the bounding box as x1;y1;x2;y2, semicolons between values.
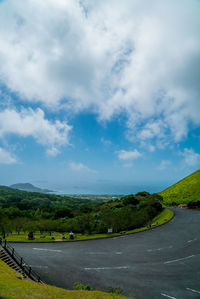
73;282;124;295
0;259;130;299
160;169;200;205
0;187;163;239
150;208;174;226
4;208;172;242
74;282;94;291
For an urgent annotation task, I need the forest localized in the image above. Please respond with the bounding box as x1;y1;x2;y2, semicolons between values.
0;186;163;237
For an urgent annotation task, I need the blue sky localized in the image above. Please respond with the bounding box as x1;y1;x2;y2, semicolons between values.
0;0;200;194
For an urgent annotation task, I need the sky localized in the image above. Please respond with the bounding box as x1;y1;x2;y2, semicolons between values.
0;0;200;194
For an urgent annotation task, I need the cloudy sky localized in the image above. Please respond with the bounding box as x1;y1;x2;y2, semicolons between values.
0;0;200;194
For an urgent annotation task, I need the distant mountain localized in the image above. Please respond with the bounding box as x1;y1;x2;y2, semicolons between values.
160;169;200;205
10;183;53;193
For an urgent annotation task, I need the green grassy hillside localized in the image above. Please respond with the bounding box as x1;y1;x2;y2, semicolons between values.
160;169;200;205
0;259;131;299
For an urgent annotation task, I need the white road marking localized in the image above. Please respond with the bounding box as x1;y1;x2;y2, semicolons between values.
164;255;195;264
33;248;62;253
187;238;197;243
186;287;200;294
29;265;48;269
88;252;122;255
84;266;131;271
161;293;177;299
88;252;106;255
147;245;173;252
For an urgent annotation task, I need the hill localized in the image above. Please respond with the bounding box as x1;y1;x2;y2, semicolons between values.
160;169;200;205
10;183;53;193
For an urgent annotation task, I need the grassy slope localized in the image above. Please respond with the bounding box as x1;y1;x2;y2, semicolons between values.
0;259;131;299
160;169;200;205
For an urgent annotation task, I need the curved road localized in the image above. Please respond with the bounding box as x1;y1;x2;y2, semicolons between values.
11;208;200;299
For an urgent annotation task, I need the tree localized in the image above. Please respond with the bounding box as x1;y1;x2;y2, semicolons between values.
0;211;9;238
121;195;139;206
151;193;163;202
12;218;26;234
6;207;22;218
76;214;95;234
54;207;73;219
136;191;150;197
36;219;58;235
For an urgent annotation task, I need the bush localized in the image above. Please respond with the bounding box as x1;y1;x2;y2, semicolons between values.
149;200;163;212
139;199;162;212
187;201;200;208
151;193;163;202
107;286;123;294
121;195;139;206
135;191;150;197
73;282;93;291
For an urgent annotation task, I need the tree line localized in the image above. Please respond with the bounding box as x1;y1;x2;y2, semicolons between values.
0;186;163;236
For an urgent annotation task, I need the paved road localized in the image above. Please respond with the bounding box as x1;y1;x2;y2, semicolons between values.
11;208;200;299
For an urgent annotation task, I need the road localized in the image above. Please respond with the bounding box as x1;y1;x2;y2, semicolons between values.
11;208;200;299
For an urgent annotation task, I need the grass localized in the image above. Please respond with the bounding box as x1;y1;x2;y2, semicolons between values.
0;259;132;299
6;233;62;242
5;208;174;243
150;208;174;226
160;169;200;205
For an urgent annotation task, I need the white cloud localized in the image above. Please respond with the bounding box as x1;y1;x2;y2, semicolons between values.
69;162;97;173
149;145;156;153
0;147;16;164
0;108;72;155
0;0;199;145
117;149;142;161
180;148;200;166
101;137;112;146
137;121;166;141
46;147;60;157
158;160;171;170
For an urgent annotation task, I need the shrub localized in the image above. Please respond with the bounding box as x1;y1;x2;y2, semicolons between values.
107;286;123;294
151;193;163;202
135;191;150;197
73;282;94;291
187;201;200;208
121;195;139;206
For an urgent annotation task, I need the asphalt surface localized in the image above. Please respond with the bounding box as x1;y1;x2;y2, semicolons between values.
11;208;200;299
